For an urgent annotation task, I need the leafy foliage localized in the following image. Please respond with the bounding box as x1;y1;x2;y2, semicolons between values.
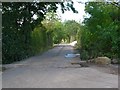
42;11;64;44
52;21;65;44
2;2;78;64
77;2;120;61
63;20;81;43
2;2;58;64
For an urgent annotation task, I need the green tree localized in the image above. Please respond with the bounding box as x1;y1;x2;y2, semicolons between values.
78;2;120;61
53;21;65;44
2;2;59;64
63;20;81;43
2;1;78;64
42;11;65;44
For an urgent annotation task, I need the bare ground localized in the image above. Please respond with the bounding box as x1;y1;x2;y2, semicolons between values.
2;44;118;88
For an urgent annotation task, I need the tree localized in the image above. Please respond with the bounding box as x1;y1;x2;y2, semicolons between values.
42;11;65;44
2;1;78;64
2;2;59;64
78;2;120;61
63;20;81;43
53;21;65;44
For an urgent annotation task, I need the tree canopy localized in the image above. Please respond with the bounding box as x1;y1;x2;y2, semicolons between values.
2;1;78;64
77;2;120;62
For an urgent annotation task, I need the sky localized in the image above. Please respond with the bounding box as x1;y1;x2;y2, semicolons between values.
32;0;87;23
56;0;86;23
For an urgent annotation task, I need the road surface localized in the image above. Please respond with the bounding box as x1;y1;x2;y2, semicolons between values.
2;44;118;88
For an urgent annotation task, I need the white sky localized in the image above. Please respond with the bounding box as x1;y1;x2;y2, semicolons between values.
33;0;87;23
57;0;86;23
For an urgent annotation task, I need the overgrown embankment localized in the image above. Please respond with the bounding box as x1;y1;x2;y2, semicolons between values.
77;2;120;63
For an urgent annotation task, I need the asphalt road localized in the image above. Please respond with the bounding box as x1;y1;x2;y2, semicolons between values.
2;44;118;88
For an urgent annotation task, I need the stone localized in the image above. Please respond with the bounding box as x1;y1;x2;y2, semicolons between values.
87;59;95;63
71;61;89;67
95;57;111;65
111;59;118;64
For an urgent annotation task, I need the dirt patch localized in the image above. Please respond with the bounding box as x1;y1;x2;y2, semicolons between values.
88;63;119;75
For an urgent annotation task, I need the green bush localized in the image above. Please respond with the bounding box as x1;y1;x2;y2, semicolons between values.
77;2;120;62
80;50;89;60
31;25;51;55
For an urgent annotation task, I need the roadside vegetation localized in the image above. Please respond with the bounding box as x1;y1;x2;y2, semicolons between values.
2;1;78;64
2;1;120;64
77;2;120;64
